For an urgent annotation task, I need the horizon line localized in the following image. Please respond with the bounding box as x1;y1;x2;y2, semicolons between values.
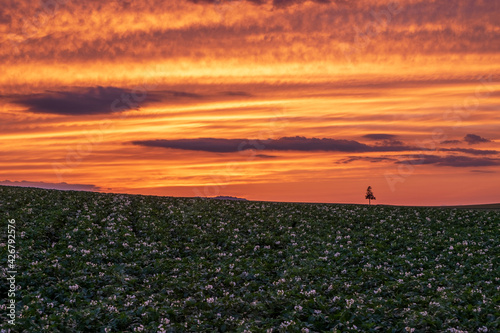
1;184;499;210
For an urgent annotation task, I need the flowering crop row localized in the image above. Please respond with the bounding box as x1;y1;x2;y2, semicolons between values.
0;186;498;332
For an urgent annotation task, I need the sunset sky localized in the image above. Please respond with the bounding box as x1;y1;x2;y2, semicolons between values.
1;0;499;205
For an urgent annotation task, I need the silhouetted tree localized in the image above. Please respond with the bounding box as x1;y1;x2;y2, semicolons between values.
365;186;376;205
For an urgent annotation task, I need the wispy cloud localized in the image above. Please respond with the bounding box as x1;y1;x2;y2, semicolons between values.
441;139;462;145
470;170;496;173
187;0;338;7
362;134;398;141
337;156;397;164
397;155;500;168
440;148;498;156
2;0;498;67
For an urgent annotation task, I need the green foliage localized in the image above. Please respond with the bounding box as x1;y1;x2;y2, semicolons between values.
0;186;498;332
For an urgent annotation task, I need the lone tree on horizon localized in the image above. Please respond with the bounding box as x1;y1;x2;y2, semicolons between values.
365;186;376;205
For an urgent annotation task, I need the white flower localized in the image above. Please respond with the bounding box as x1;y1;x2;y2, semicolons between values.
279;320;295;328
346;299;354;308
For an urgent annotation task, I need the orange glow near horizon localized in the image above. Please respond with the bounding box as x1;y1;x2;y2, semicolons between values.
1;0;499;205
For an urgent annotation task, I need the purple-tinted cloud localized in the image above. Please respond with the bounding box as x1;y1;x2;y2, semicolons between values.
133;136;443;154
464;134;491;145
397;155;500;168
338;150;499;167
133;136;383;153
187;0;335;7
362;134;404;147
255;154;278;158
440;148;498;156
362;134;398;141
11;87;204;116
14;86;156;116
441;139;462;145
337;156;397;164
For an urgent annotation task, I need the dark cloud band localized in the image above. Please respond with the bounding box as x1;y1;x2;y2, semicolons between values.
132;136;428;153
362;133;398;141
133;136;499;155
14;86;153;116
464;134;491;145
12;87;207;115
397;155;500;168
